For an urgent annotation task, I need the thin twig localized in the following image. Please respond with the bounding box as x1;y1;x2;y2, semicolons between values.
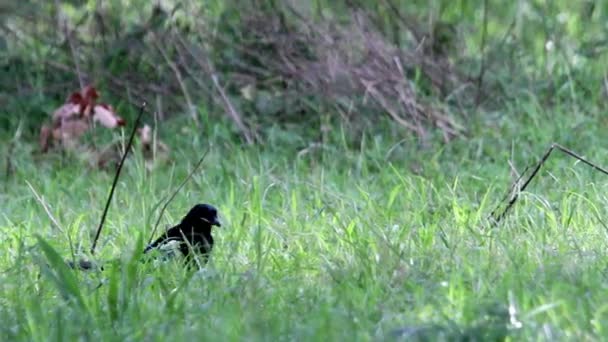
27;180;81;268
147;145;211;244
490;143;608;226
379;0;423;43
53;0;84;89
4;121;21;191
153;37;199;126
26;181;64;233
175;34;255;144
210;74;255;144
475;0;489;107
90;102;147;254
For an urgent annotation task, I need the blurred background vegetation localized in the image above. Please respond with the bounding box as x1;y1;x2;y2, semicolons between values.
1;0;607;145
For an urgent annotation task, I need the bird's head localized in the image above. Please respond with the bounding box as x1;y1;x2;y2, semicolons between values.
182;203;221;228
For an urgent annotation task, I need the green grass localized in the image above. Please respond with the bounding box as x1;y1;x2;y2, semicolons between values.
4;0;608;339
2;104;608;341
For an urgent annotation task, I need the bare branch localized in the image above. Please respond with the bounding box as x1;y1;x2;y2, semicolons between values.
490;143;608;227
90;102;147;254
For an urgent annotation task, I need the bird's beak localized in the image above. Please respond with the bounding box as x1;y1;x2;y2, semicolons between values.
202;216;222;227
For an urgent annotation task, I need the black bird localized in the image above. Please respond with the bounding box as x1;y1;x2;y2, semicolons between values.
144;203;221;267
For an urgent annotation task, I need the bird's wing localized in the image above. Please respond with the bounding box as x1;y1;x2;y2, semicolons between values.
144;229;182;253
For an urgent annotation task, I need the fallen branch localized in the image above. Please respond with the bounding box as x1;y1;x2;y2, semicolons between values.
490;143;608;226
147;145;211;244
90;102;147;254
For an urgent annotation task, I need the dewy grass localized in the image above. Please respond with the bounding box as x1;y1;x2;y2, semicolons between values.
2;106;608;340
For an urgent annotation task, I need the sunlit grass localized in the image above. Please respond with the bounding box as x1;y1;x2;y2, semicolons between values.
1;106;608;340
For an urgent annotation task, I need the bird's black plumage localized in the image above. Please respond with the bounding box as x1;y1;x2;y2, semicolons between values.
144;203;221;266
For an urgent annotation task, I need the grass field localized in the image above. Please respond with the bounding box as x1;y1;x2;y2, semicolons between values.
2;103;608;341
3;0;608;340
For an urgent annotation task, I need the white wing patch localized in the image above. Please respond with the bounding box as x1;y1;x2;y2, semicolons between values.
153;239;185;260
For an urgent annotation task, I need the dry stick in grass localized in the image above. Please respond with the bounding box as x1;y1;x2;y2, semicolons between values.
26;181;78;263
90;102;147;255
26;181;65;234
147;146;211;245
489;143;608;226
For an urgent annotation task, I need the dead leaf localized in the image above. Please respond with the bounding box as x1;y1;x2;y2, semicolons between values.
52;93;83;123
40;84;126;155
93;104;126;128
